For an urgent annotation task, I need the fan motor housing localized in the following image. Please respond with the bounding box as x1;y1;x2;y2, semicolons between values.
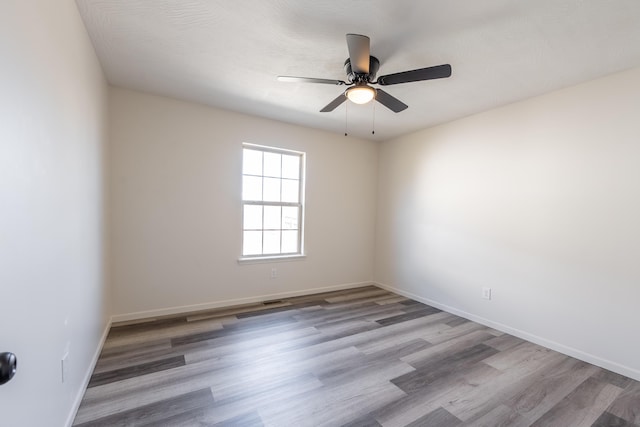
344;56;380;82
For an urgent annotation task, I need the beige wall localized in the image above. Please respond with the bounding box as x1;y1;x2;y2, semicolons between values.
0;1;110;426
109;88;378;319
375;67;640;380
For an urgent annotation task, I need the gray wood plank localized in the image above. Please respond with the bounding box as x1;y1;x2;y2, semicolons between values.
406;407;462;427
607;382;640;425
392;344;499;394
73;388;213;427
531;377;623;427
591;411;639;427
88;355;185;387
462;404;529;427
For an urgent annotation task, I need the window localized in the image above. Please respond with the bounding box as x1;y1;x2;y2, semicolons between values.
241;144;305;258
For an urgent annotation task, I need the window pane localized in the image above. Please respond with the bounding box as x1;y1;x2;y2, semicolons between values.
243;205;262;230
242;176;262;201
264;206;281;230
282;206;298;229
263;230;281;254
281;179;299;203
243;231;262;256
263;177;281;202
282;154;300;179
243;149;262;176
241;146;304;258
263;152;281;178
282;230;298;253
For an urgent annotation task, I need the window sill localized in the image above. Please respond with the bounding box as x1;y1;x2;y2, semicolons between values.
237;254;307;265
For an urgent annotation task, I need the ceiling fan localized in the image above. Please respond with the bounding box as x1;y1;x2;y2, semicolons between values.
277;34;452;113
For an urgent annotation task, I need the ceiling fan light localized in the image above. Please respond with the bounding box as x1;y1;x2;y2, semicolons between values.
346;85;376;104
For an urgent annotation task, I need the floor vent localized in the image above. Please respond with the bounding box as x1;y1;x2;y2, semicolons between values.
263;299;284;305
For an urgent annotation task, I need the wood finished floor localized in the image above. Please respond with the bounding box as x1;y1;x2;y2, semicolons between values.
73;286;640;427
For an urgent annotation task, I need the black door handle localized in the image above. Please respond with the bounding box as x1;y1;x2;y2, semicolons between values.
0;352;17;385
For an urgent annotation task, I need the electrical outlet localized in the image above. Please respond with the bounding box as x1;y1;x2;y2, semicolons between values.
270;268;277;279
482;287;492;300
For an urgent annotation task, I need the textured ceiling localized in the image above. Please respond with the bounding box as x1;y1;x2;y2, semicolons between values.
76;0;640;141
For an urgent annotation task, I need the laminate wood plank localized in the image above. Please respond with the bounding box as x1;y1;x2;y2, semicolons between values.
592;368;634;389
283;286;378;303
328;293;414;308
461;404;529;427
88;355;185;387
504;357;598;424
443;347;567;421
170;315;301;347
310;302;411;327
483;333;525;352
324;288;391;303
147;408;265;427
406;407;462;427
94;345;182;374
399;299;423;306
258;381;406;427
314;319;381;340
74;388;213;427
445;315;470;327
442;356;594;424
179;373;323;425
212;373;321;406
211;411;265;427
108;316;188;335
483;341;555;371
355;317;453;355
292;301;380;322
591;411;639;427
422;320;488;345
318;358;415;387
363;309;407;322
185;312;239;323
392;344;499;394
103;317;226;349
361;338;432;361
607;382;640;424
96;338;172;362
530;377;623;427
76;357;324;425
374;295;410;305
184;288;344;322
184;302;289;322
376;306;442;326
182;326;320;364
372;362;499;426
282;312;451;360
340;416;383;427
400;329;495;367
235;302;296;318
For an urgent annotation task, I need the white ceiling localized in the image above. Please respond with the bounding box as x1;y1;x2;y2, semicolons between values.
76;0;640;141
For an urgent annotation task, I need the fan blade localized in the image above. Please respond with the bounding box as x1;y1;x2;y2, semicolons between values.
346;34;370;74
375;89;408;113
320;94;347;112
278;76;346;85
377;64;451;86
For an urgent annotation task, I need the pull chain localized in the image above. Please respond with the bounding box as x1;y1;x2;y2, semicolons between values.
372;99;376;135
344;100;348;136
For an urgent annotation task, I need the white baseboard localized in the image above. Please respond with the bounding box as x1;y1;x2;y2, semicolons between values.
374;281;640;382
111;281;374;323
65;316;113;427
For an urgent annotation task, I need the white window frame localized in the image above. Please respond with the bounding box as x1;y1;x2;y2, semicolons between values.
239;143;305;262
